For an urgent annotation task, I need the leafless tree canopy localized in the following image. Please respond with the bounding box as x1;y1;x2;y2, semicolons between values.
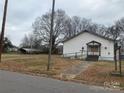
20;9;124;51
20;34;42;49
32;9;69;51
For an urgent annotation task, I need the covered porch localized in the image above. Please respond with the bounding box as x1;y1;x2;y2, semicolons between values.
86;41;101;61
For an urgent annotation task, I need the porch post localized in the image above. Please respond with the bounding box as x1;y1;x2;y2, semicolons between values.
99;45;101;56
93;41;94;55
114;42;117;71
87;45;88;56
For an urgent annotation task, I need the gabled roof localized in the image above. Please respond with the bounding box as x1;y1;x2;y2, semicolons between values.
63;30;114;43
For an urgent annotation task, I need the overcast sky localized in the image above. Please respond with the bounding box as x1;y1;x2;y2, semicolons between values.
0;0;124;46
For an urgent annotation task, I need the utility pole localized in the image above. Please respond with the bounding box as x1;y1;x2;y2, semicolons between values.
47;0;55;71
0;0;8;63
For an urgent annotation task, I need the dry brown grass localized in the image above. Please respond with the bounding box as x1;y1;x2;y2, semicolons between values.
75;62;124;87
0;54;81;76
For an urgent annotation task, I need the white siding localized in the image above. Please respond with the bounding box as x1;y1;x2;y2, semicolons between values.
63;32;114;61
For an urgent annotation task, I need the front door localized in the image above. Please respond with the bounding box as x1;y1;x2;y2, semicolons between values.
87;41;101;56
89;45;99;55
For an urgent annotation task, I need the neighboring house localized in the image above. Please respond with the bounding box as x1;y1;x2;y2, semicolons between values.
63;30;115;61
19;48;43;54
9;46;19;52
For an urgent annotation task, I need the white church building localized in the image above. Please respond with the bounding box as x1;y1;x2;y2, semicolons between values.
63;30;115;61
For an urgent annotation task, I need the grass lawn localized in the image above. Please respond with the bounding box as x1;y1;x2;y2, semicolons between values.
75;61;124;88
0;54;81;77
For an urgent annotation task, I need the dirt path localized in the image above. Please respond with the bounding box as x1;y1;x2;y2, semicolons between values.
60;61;93;80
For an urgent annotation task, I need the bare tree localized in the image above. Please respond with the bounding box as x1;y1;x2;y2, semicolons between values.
106;25;122;71
63;17;93;38
20;33;42;49
67;17;109;37
71;16;82;35
3;37;13;52
20;35;30;48
116;17;124;32
32;9;68;52
107;17;124;40
108;25;122;40
63;18;72;38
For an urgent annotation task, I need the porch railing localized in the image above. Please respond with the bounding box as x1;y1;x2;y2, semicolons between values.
63;51;87;59
88;52;99;55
